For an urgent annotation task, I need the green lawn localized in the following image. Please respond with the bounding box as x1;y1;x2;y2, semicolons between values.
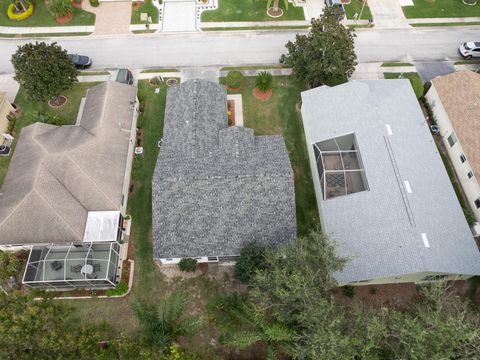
223;76;319;235
0;0;95;27
345;0;373;21
0;82;99;188
131;0;159;24
402;0;480;18
384;72;424;98
201;0;306;22
381;62;414;67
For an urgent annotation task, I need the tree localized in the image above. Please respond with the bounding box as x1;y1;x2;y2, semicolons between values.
234;241;267;284
255;71;273;94
280;7;357;87
267;0;288;16
10;0;30;13
132;291;202;353
0;292;114;359
47;0;73;18
211;292;294;359
11;42;78;102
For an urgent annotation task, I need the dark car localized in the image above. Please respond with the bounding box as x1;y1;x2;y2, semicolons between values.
116;69;134;85
68;54;92;69
325;0;345;19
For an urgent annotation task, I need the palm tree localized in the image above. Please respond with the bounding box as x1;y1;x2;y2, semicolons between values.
212;293;294;360
255;71;273;94
10;0;30;13
132;292;202;352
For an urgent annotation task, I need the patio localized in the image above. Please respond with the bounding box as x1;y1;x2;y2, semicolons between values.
23;242;120;289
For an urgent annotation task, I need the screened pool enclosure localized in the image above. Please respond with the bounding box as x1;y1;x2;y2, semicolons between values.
23;242;120;289
313;133;369;200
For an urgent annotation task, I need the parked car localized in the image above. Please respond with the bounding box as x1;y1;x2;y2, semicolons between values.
458;42;480;59
116;69;134;85
67;54;92;69
325;0;345;19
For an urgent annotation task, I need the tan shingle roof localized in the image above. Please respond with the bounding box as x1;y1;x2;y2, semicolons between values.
0;81;137;245
432;70;480;179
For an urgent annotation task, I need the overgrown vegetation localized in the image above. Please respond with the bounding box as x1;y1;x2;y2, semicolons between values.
106;281;129;297
234;241;267;284
178;258;198;272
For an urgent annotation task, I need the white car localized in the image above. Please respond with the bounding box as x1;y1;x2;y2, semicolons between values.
458;42;480;59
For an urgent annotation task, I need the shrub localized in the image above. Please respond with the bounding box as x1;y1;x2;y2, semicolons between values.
131;156;144;179
0;251;24;283
369;287;378;295
226;71;243;89
47;0;73;17
106;281;129;297
178;258;197;272
7;3;34;21
89;0;99;6
7;121;15;134
342;285;355;298
234;241;267;284
255;71;273;93
463;207;477;226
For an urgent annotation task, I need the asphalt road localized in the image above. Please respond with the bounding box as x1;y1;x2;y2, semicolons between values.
0;27;479;73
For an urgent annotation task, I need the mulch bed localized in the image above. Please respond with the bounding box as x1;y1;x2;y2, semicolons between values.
165;78;179;87
267;7;283;18
56;13;73;24
331;283;420;309
227;99;235;126
48;95;68;108
253;88;272;101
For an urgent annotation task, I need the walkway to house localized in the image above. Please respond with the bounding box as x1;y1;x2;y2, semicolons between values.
304;0;323;21
368;0;410;29
0;75;19;103
82;1;132;35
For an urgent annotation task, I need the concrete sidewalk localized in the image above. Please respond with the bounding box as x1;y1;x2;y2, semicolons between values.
201;20;309;29
408;16;480;24
0;25;94;34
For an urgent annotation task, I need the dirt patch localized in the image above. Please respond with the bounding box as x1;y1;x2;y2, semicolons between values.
331;283;419;309
48;95;68;108
166;78;179;87
253;88;272;101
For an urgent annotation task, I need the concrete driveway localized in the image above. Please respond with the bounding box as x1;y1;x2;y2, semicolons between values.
368;0;410;29
162;0;198;32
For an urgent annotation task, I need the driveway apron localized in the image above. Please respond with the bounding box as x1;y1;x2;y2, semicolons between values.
83;1;132;35
368;0;410;29
162;0;198;32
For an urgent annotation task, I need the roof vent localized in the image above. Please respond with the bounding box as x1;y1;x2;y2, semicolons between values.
386;124;393;135
421;233;430;248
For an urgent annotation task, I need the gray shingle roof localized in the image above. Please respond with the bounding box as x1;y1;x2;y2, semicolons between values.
152;80;296;259
0;81;137;245
301;80;480;284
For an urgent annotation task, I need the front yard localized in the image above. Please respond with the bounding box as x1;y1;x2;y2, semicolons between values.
384;72;424;98
131;0;159;24
0;82;99;188
224;76;319;236
345;0;373;21
0;0;95;27
201;0;306;22
402;0;480;18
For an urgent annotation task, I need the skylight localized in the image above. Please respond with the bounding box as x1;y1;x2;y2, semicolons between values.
313;133;368;200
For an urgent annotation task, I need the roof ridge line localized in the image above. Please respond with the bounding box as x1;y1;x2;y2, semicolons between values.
66;152;118;209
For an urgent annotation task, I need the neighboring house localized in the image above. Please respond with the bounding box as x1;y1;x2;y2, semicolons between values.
426;70;480;228
301;79;480;286
0;92;14;135
0;81;138;289
152;79;296;264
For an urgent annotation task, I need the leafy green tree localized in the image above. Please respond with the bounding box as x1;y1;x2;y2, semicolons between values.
280;7;357;87
11;42;78;102
0;292;113;359
132;291;202;353
234;241;267;284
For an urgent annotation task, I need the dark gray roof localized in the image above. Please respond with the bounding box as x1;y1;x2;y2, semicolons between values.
301;80;480;284
152;80;296;259
0;81;137;245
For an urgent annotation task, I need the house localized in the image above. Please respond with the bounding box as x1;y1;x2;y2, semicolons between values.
301;79;480;286
152;79;296;264
0;92;14;136
0;81;138;289
426;70;480;231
